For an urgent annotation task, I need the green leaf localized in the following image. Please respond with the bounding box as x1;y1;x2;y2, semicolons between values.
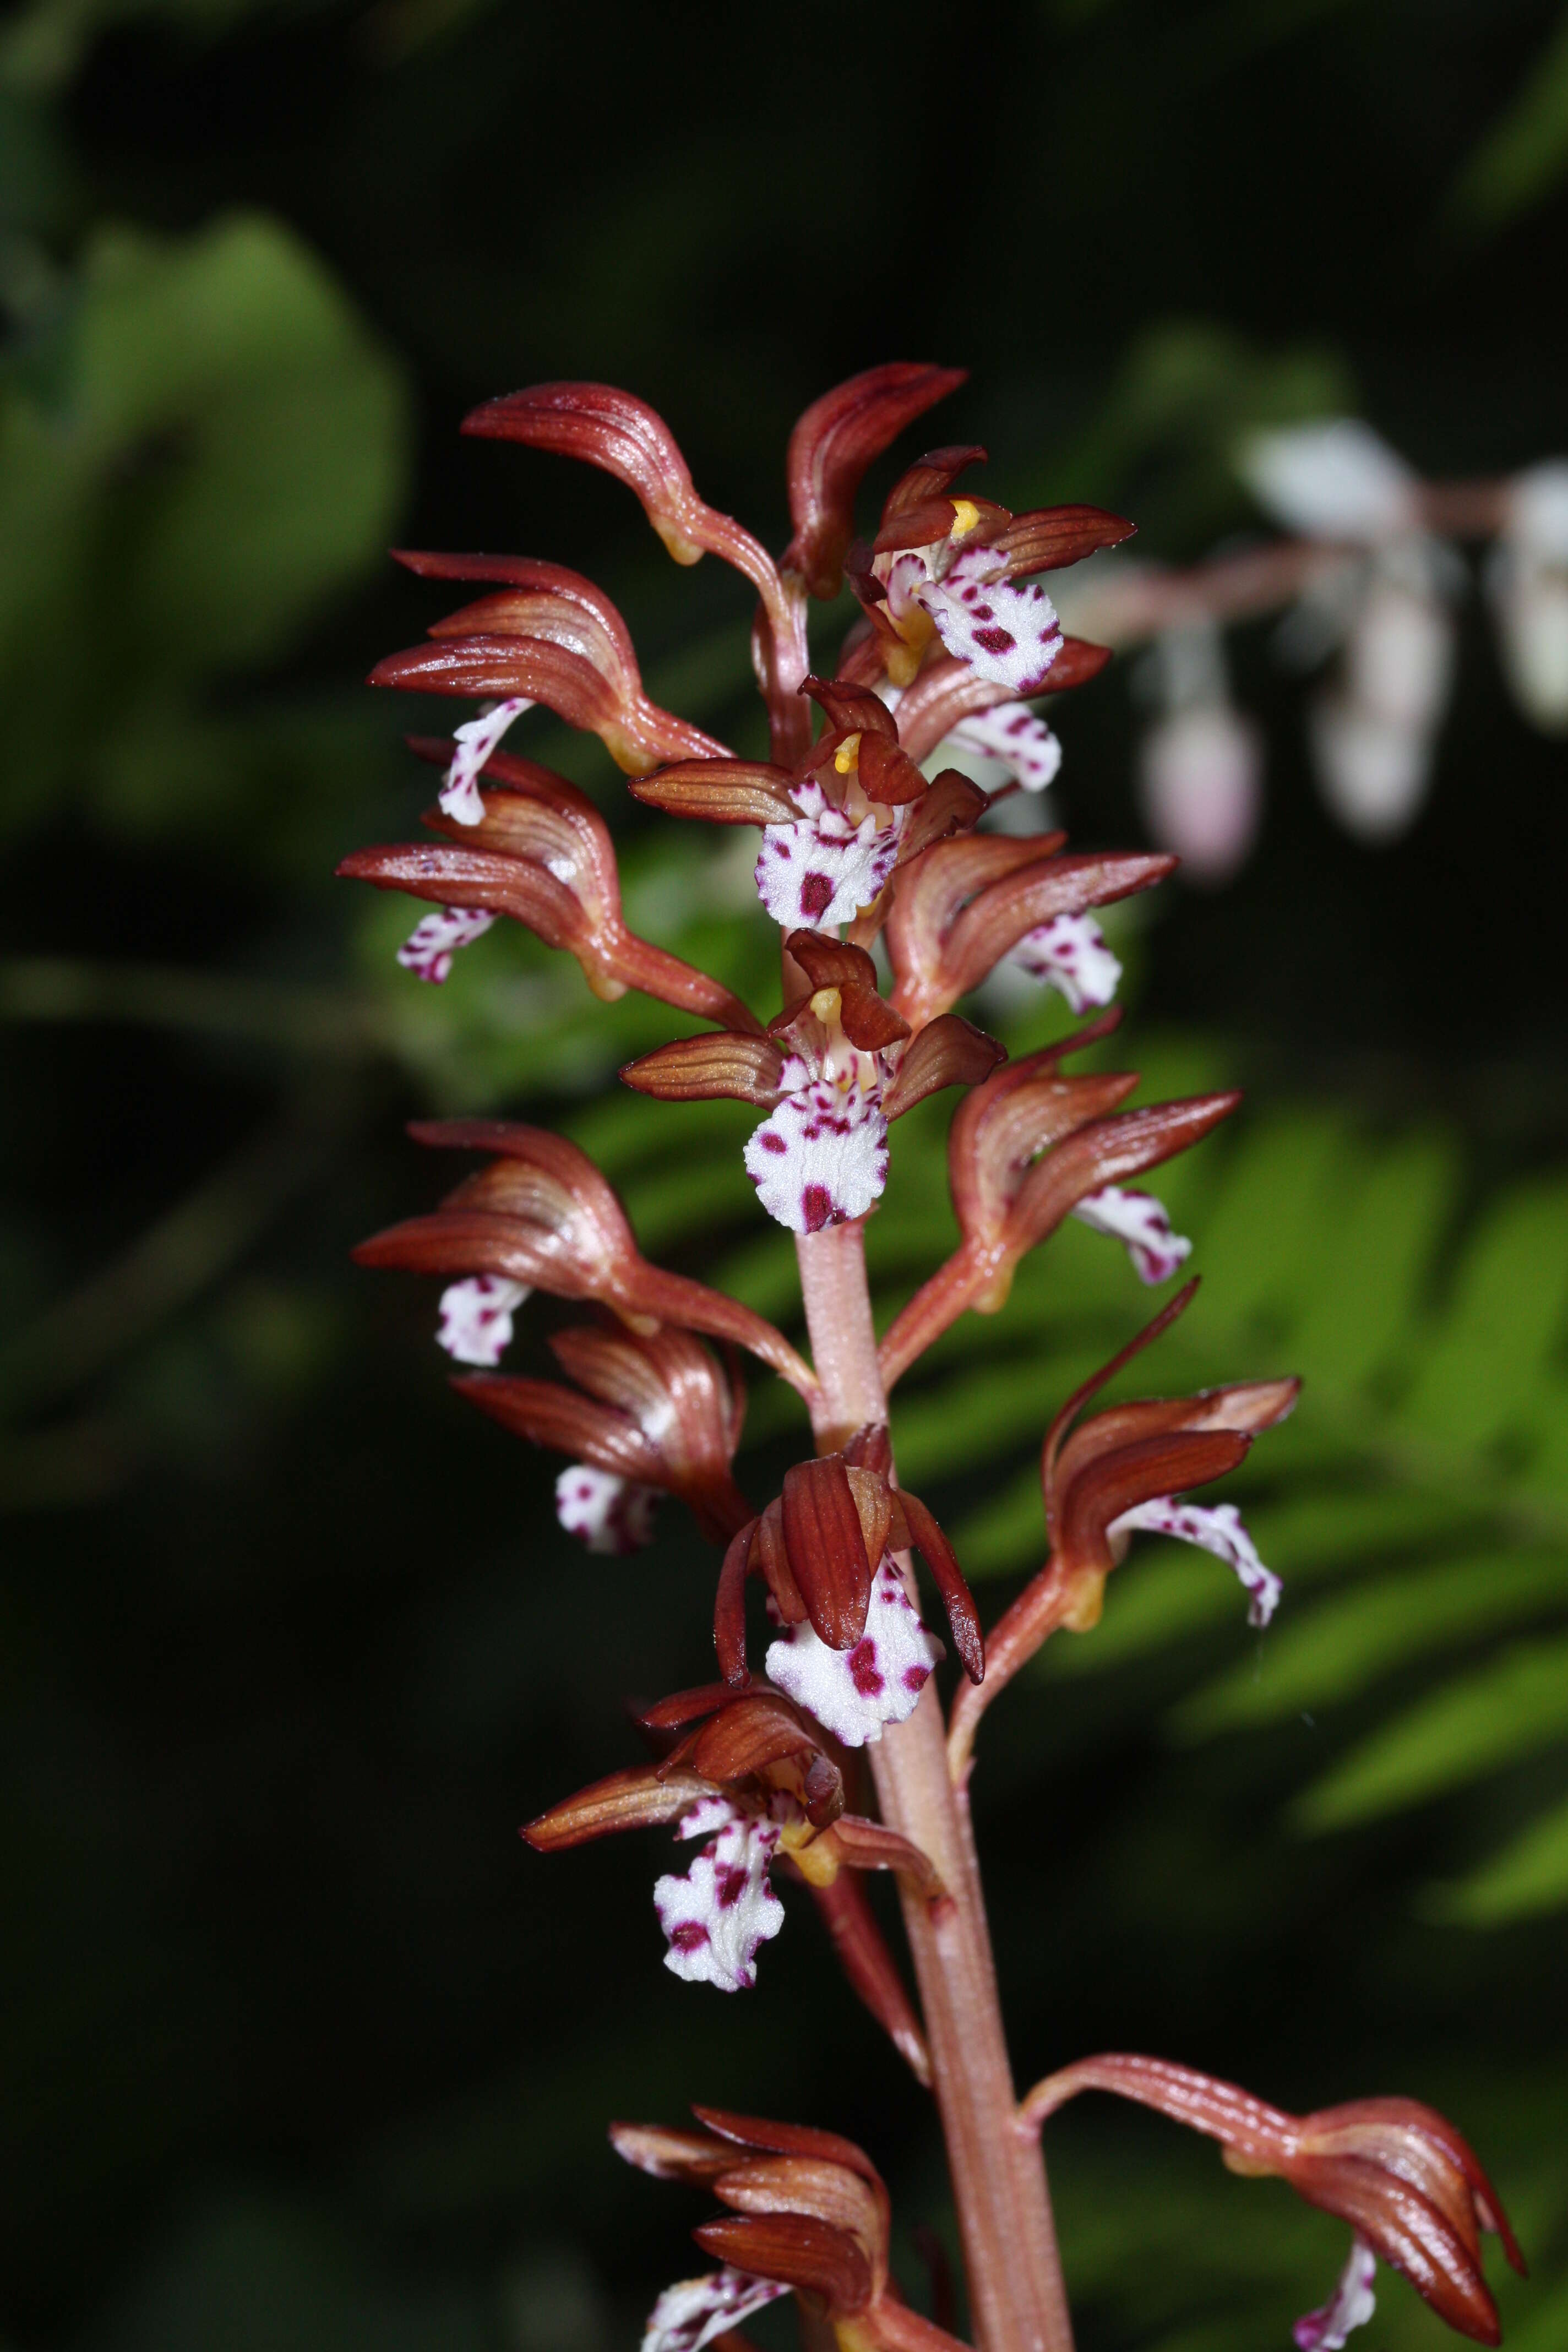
1431;1788;1568;1927
1402;1181;1568;1451
0;211;409;835
1293;1635;1568;1832
1174;1552;1568;1738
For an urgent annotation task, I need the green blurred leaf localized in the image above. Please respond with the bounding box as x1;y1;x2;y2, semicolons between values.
1293;1635;1568;1831
1449;6;1568;232
1431;1787;1568;1926
0;210;408;836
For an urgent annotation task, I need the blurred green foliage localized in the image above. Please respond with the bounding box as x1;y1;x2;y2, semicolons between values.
3;2;1568;2350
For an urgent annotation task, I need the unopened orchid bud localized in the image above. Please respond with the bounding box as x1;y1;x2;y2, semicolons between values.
1138;703;1262;883
1305;532;1460;842
784;364;967;600
1310;679;1442;841
1134;619;1262;885
1489;460;1568;731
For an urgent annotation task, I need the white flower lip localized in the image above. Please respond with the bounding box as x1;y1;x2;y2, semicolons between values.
1109;1495;1282;1627
555;1464;660;1555
948;699;1063;791
653;1797;787;1992
754;780;901;932
744;1077;890;1235
1010;911;1122;1014
916;545;1065;696
765;1556;944;1747
641;2267;790;2352
439;695;532;824
1071;1184;1193;1285
397;904;497;983
1292;2237;1378;2352
435;1273;530;1365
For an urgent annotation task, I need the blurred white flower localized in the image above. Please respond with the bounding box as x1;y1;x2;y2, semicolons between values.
1135;620;1262;884
1488;460;1568;732
1311;536;1458;840
1239;418;1419;543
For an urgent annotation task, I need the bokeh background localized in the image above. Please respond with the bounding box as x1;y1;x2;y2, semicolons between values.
4;2;1568;2346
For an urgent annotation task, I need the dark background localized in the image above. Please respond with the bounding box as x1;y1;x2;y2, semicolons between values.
3;3;1568;2348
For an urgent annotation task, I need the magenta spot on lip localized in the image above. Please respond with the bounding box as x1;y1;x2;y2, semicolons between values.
903;1663;931;1693
973;625;1017;656
799;872;834;917
669;1921;709;1952
849;1638;884;1696
801;1182;834;1232
759;1130;787;1154
715;1864;748;1908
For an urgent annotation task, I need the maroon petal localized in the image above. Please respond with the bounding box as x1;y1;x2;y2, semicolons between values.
785;364;967;599
880;1015;1005;1120
780;1458;874;1650
622;1035;788;1106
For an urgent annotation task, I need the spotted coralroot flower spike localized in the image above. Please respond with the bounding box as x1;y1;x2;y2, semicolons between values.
342;367;1523;2352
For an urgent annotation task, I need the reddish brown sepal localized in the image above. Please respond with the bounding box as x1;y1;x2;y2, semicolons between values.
879;444;988;523
784;364;967;598
856;732;928;805
895;1488;984;1683
991;507;1136;576
801;676;899;740
622;1035;788;1106
630;760;801;826
694;2214;873;2311
881;1015;1006;1120
780;1457;873;1649
522;1762;711;1850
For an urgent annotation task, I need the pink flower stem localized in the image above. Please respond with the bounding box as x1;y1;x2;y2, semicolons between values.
796;1218;1075;2352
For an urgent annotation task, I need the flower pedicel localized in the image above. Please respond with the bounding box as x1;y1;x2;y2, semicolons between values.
343;367;1522;2352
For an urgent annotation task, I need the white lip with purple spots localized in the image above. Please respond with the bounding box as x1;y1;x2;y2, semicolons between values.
397;904;497;983
1009;912;1122;1013
652;1795;787;1992
1108;1495;1281;1627
1071;1183;1192;1284
765;1556;945;1747
438;695;532;824
640;2267;790;2352
744;1075;890;1235
556;1464;661;1555
754;780;901;931
1292;2238;1378;2352
915;545;1065;696
435;1273;530;1364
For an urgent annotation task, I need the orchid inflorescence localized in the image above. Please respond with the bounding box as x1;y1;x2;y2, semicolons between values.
342;367;1523;2352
